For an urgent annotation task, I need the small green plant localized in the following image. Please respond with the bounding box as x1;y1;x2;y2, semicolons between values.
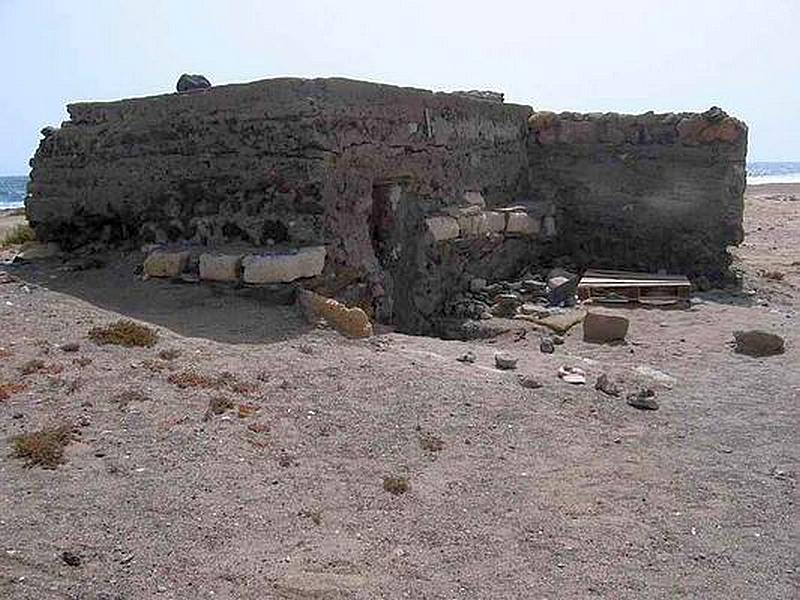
88;320;158;347
12;424;75;468
0;223;35;247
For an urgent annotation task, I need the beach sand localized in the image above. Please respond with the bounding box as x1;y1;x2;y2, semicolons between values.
0;185;797;598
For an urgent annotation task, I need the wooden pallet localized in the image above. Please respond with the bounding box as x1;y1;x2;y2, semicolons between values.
577;269;691;306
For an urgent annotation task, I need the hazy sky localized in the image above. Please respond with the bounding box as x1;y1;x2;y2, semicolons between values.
1;0;798;174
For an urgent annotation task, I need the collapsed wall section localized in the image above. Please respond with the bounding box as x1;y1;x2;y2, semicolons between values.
527;108;747;283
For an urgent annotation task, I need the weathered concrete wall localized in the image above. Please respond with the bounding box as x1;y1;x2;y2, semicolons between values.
527;108;747;283
27;77;747;332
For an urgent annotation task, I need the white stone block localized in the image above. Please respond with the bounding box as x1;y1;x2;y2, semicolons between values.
505;212;539;236
199;253;242;282
458;210;488;237
485;211;506;233
426;216;460;241
143;250;190;278
242;246;326;284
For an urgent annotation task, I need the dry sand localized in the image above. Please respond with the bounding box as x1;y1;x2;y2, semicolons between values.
0;186;797;598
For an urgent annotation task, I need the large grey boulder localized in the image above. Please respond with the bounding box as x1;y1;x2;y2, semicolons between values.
583;311;629;344
176;73;211;92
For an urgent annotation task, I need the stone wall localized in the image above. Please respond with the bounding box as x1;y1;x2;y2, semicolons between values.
527;108;747;283
27;77;747;333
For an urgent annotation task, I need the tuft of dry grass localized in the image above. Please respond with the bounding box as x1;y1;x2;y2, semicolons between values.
762;270;785;281
113;389;151;409
0;381;27;401
168;369;219;389
11;424;75;468
419;431;444;453
0;223;36;247
298;508;322;525
19;359;45;375
203;396;234;421
73;357;93;368
168;369;259;396
158;348;181;361
19;359;63;376
88;320;158;348
237;403;259;418
383;476;410;496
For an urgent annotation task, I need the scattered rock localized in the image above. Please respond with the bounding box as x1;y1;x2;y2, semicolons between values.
494;352;518;370
518;308;586;334
383;476;410;495
558;365;586;385
583;311;629;344
518;375;543;389
61;550;81;567
627;388;659;410
595;373;621;397
456;351;477;364
634;365;676;388
539;337;555;354
733;330;785;357
551;335;564;345
296;289;373;338
176;73;211;92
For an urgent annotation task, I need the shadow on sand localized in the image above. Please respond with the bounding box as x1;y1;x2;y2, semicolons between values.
8;252;314;345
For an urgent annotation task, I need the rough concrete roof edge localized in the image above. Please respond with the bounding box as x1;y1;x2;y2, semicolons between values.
64;76;533;113
530;107;747;127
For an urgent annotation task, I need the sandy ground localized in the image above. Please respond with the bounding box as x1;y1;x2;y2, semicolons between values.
0;187;798;599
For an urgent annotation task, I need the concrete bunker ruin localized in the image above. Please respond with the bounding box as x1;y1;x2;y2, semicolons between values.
26;77;747;335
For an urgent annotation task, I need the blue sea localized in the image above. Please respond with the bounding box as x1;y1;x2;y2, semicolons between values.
0;176;27;210
1;162;798;208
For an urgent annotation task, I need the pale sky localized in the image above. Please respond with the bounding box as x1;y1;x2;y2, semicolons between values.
1;0;798;174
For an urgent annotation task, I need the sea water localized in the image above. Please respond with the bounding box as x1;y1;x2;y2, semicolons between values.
0;176;27;210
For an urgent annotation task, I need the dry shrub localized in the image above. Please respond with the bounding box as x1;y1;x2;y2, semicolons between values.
247;422;269;434
0;348;12;359
237;403;259;418
0;223;36;247
168;369;219;389
19;359;45;375
19;360;63;376
203;396;234;421
88;320;158;348
383;476;410;495
12;424;76;469
59;342;80;353
158;349;181;361
113;389;151;408
168;369;258;396
419;432;444;453
0;381;27;401
298;509;322;525
73;357;93;367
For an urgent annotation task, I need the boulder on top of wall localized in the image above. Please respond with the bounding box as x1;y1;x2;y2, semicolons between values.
242;246;326;284
176;73;212;93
